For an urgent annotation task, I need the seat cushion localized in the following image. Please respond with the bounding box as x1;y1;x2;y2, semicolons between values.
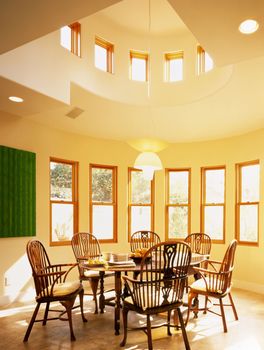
44;281;81;297
190;277;223;294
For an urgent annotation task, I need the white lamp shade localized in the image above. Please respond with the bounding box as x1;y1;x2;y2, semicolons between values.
134;152;163;180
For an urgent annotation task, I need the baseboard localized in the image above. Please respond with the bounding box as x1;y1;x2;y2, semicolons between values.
233;279;264;295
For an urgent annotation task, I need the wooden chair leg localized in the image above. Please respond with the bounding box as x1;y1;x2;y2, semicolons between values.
177;308;190;350
167;310;172;336
186;291;197;325
61;299;76;341
120;307;129;347
228;293;238;320
89;277;99;314
219;298;227;333
204;296;208;314
79;288;88;323
23;302;41;342
146;314;153;350
43;301;50;325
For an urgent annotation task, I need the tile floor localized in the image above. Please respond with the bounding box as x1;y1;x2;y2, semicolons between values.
0;288;263;350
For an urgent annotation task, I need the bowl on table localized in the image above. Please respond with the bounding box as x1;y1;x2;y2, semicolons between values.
111;253;130;262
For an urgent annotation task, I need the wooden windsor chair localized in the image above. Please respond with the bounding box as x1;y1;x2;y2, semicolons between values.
24;240;87;342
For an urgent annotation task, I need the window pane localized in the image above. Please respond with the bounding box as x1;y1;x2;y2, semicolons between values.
169;58;183;81
131;171;151;204
51;203;73;242
92;205;113;240
132;58;146;81
204;206;223;240
241;164;260;202
169;171;189;204
205;52;214;72
131;206;151;233
205;169;225;203
168;206;188;239
95;44;107;71
239;205;258;242
50;162;72;201
92;168;112;203
60;26;71;51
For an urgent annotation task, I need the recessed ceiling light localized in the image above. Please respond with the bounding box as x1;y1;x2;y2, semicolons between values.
239;19;259;34
8;96;24;103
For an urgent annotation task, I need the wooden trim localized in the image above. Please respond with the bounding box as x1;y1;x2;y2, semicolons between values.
89;163;117;243
95;36;114;73
197;45;205;75
69;22;81;57
164;51;184;61
49;157;79;246
129;50;149;81
235;160;259;246
128;167;154;241
165;168;191;240
200;165;226;244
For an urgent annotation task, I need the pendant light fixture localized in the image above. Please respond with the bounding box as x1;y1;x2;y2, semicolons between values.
133;0;163;180
134;151;163;180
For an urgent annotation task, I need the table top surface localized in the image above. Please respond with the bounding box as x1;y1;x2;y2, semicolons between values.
81;253;209;272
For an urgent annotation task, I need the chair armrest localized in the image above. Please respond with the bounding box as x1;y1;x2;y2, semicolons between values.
36;270;65;278
45;263;78;282
192;266;231;293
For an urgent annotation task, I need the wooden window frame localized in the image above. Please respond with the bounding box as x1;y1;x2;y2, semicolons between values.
235;160;259;246
50;157;79;246
197;45;205;75
130;50;149;82
95;36;114;73
69;22;81;57
128;167;155;241
201;165;226;244
89;164;117;243
164;51;184;82
165;168;191;240
197;45;214;75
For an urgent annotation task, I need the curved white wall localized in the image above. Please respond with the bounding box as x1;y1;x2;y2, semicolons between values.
0;112;264;305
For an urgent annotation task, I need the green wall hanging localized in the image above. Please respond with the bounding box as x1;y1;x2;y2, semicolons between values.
0;145;36;237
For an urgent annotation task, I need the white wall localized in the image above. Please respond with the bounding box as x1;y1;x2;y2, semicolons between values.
1;112;264;305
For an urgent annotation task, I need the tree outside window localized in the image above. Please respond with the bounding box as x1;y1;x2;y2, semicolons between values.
50;158;78;246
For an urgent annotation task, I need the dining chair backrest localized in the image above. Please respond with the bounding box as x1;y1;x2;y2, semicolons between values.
26;240;53;296
71;232;102;262
130;241;192;309
219;239;237;291
184;233;212;255
130;230;161;253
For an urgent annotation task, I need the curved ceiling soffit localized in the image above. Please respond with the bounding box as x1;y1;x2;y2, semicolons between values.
70;64;234;110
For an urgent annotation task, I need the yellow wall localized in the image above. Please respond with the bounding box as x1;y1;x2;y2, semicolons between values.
0;111;264;305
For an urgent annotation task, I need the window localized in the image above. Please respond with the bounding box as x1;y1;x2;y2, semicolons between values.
197;45;213;74
164;51;184;82
201;166;225;242
95;36;114;73
165;168;191;240
60;22;81;56
130;50;149;82
128;168;154;239
236;160;259;245
50;158;78;246
89;164;117;242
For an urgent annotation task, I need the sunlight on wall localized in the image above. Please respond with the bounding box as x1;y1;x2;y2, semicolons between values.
4;253;32;303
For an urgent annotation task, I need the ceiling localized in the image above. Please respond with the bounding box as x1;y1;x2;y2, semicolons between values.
1;0;264;144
